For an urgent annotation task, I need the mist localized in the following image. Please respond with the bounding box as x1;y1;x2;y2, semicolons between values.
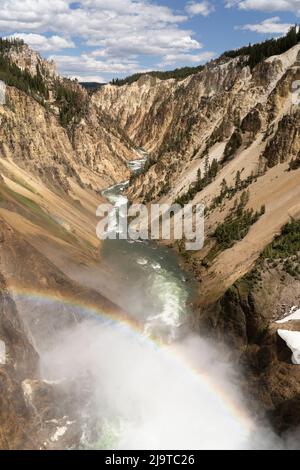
14;219;299;449
38;316;290;450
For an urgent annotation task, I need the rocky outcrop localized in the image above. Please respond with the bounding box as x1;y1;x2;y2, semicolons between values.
6;43;56;79
223;129;243;162
71;102;136;188
0;272;38;449
263;111;300;168
0;86;77;191
241;107;262;135
196;231;300;433
0;272;91;449
0;271;82;450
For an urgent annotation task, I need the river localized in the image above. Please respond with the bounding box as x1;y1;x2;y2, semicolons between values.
101;151;195;342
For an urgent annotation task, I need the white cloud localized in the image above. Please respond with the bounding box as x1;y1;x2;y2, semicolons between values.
160;51;215;66
0;0;187;36
237;16;293;33
8;33;75;51
0;0;214;78
186;1;215;17
90;29;202;59
225;0;300;15
69;74;106;83
50;53;147;82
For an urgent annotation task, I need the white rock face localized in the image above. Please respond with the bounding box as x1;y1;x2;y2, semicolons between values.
50;426;67;442
0;81;6;105
278;330;300;365
7;44;56;78
22;380;33;402
0;340;6;364
276;308;300;324
266;43;300;68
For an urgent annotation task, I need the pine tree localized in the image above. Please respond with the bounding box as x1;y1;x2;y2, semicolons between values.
204;154;210;180
238;190;250;214
197;168;202;183
210;158;219;179
235;170;241;190
221;178;228;196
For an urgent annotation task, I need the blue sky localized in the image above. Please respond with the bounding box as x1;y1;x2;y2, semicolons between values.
1;0;299;82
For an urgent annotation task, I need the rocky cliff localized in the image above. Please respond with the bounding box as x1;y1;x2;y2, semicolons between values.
0;215;128;449
94;44;300;202
0;270;39;449
196;221;300;433
0;40;139;193
5;42;56;79
0;85;137;191
0;266;83;450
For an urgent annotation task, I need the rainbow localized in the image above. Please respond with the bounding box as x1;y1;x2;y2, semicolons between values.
10;285;255;435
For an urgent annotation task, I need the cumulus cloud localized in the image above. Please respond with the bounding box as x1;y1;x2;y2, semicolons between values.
89;29;202;60
50;53;147;82
237;16;293;33
68;74;106;83
0;0;214;79
8;33;75;51
186;1;215;17
225;0;300;15
160;51;215;66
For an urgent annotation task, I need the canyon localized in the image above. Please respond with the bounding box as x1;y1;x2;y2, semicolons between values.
0;35;300;449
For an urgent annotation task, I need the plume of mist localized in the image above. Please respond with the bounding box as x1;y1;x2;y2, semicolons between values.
14;238;299;450
37;317;293;450
13;264;300;450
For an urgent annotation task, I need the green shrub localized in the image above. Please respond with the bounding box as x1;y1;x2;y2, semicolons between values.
175;158;219;206
0;53;49;100
210;171;257;210
289;155;300;171
261;220;300;260
55;81;88;128
213;192;263;250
